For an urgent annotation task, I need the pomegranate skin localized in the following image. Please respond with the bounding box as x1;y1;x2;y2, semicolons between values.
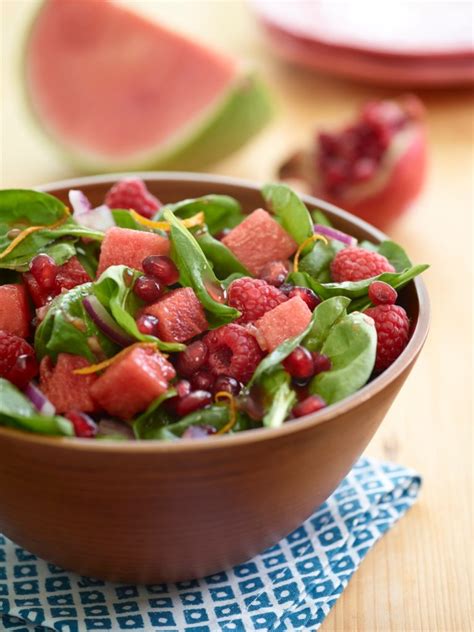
318;127;427;229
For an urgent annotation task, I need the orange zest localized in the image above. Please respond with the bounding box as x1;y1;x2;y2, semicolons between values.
215;391;237;435
73;342;158;375
129;210;205;231
0;207;70;260
293;233;328;273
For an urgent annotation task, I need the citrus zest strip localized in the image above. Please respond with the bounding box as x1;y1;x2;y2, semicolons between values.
0;207;70;260
73;342;158;375
214;391;237;435
293;233;329;273
129;210;205;231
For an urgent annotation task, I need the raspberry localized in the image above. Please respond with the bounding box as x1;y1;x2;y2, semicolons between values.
105;178;162;219
365;304;410;372
330;247;395;282
228;277;288;323
368;281;398;305
204;324;264;383
0;331;38;389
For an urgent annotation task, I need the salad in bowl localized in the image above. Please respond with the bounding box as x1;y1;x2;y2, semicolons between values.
0;179;428;441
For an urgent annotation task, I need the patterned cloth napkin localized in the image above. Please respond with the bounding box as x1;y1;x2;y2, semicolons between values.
0;457;420;632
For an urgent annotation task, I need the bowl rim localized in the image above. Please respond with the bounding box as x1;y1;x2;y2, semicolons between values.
0;171;430;452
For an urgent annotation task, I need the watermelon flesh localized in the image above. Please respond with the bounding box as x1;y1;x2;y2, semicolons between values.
255;296;312;351
142;287;209;343
0;284;31;338
90;347;176;420
39;353;99;413
222;208;297;276
96;227;169;277
25;0;272;172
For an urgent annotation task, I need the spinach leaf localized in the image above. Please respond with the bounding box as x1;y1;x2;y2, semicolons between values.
0;189;67;225
303;296;351;352
310;311;376;404
164;209;240;326
311;209;332;227
75;240;100;279
260;370;296;428
146;405;229;440
0;378;73;436
111;209;146;230
196;230;250;279
298;240;336;283
93;265;185;352
261;183;313;245
378;240;413;272
35;283;118;362
133;389;177;439
160;195;244;235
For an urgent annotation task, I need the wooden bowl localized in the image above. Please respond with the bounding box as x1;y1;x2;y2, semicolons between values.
0;173;430;583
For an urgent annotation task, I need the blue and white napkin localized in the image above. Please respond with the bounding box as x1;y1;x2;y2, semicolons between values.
0;457;421;632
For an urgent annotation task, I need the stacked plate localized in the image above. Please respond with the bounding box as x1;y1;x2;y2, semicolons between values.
252;0;474;86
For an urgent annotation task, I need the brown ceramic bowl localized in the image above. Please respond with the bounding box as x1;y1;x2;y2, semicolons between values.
0;173;429;583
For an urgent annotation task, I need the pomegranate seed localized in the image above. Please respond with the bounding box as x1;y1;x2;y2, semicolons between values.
288;286;321;311
142;255;179;285
213;375;242;396
311;352;332;374
29;254;59;290
133;275;163;303
175;390;212;416
368;281;398;306
283;347;315;379
182;424;217;439
259;260;289;287
175;379;192;398
175;340;208;377
215;228;231;241
292;395;326;418
190;370;215;391
66;411;98;438
136;313;160;336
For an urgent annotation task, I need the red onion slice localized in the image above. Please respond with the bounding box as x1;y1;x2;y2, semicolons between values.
313;224;357;247
24;382;56;417
69;189;114;231
83;295;134;347
98;418;136;440
69;189;92;215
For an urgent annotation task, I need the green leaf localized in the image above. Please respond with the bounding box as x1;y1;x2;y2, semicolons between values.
35;283;118;362
75;240;100;279
378;240;413;272
261;183;313;245
260;370;296;428
160;195;244;235
0;189;68;225
303;296;351;352
196;230;250;279
299;240;336;283
164;209;240;326
111;209;147;230
147;405;230;440
0;379;73;436
311;209;332;227
93;265;184;352
133;389;177;439
310;311;377;404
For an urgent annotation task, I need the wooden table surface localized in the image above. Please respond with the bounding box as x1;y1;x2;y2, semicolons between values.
1;2;473;630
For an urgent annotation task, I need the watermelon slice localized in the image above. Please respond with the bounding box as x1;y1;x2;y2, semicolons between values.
39;354;99;413
24;0;272;172
96;227;170;277
90;347;176;420
255;296;312;351
0;284;31;338
222;208;297;275
142;287;209;343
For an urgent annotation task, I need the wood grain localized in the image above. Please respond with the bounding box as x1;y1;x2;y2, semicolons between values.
1;1;472;629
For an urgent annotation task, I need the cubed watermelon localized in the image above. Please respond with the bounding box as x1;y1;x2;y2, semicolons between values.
222;208;297;276
143;287;209;342
90;346;176;419
39;353;99;413
0;284;31;338
255;296;312;351
96;227;170;277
